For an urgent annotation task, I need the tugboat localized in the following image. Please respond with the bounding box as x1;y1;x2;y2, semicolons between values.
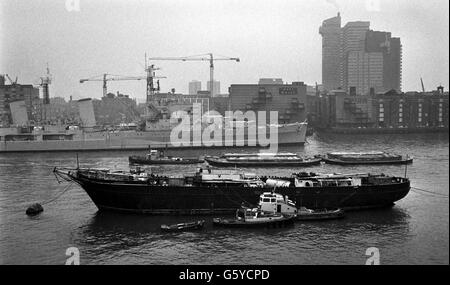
205;152;322;167
322;151;413;165
258;192;345;221
160;220;205;232
258;192;298;215
213;207;295;228
129;149;204;165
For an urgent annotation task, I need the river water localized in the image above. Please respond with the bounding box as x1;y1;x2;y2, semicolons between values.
0;133;448;265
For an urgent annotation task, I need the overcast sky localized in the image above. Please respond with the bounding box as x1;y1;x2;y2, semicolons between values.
1;0;449;102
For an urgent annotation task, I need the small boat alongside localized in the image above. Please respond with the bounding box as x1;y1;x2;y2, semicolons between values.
258;192;345;221
322;151;413;165
296;207;345;221
160;220;205;232
129;149;204;165
205;152;322;167
213;208;295;228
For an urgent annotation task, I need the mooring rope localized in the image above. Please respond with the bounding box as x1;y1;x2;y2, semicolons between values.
39;182;74;206
410;186;449;198
5;182;75;215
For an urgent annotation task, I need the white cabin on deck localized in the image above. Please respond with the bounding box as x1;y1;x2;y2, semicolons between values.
259;192;297;215
146;149;162;160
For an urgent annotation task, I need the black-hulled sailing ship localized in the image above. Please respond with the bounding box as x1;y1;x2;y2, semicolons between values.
54;166;410;215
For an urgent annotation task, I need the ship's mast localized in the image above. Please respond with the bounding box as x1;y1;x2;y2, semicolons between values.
145;55;164;103
146;64;159;102
39;63;52;123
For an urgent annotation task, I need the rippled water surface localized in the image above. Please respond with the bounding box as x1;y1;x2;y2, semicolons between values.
0;133;448;264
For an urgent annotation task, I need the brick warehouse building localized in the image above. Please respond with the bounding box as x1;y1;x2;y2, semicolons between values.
309;87;448;133
0;75;40;126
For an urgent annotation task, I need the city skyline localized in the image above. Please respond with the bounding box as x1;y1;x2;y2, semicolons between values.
320;14;402;95
1;0;449;102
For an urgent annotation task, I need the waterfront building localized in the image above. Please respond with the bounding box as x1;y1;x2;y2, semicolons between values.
0;75;40;126
258;78;284;85
229;81;307;124
211;95;230;116
308;86;449;132
374;88;448;129
306;84;323;96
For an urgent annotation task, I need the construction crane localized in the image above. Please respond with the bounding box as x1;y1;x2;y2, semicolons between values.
147;53;240;98
80;74;149;98
80;56;166;101
5;74;18;85
420;77;426;92
144;53;166;102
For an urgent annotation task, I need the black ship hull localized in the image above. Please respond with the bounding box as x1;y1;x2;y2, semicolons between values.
71;174;410;215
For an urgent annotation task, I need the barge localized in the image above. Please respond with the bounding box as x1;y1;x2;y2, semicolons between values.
205;152;322;167
129;149;204;165
323;152;413;165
